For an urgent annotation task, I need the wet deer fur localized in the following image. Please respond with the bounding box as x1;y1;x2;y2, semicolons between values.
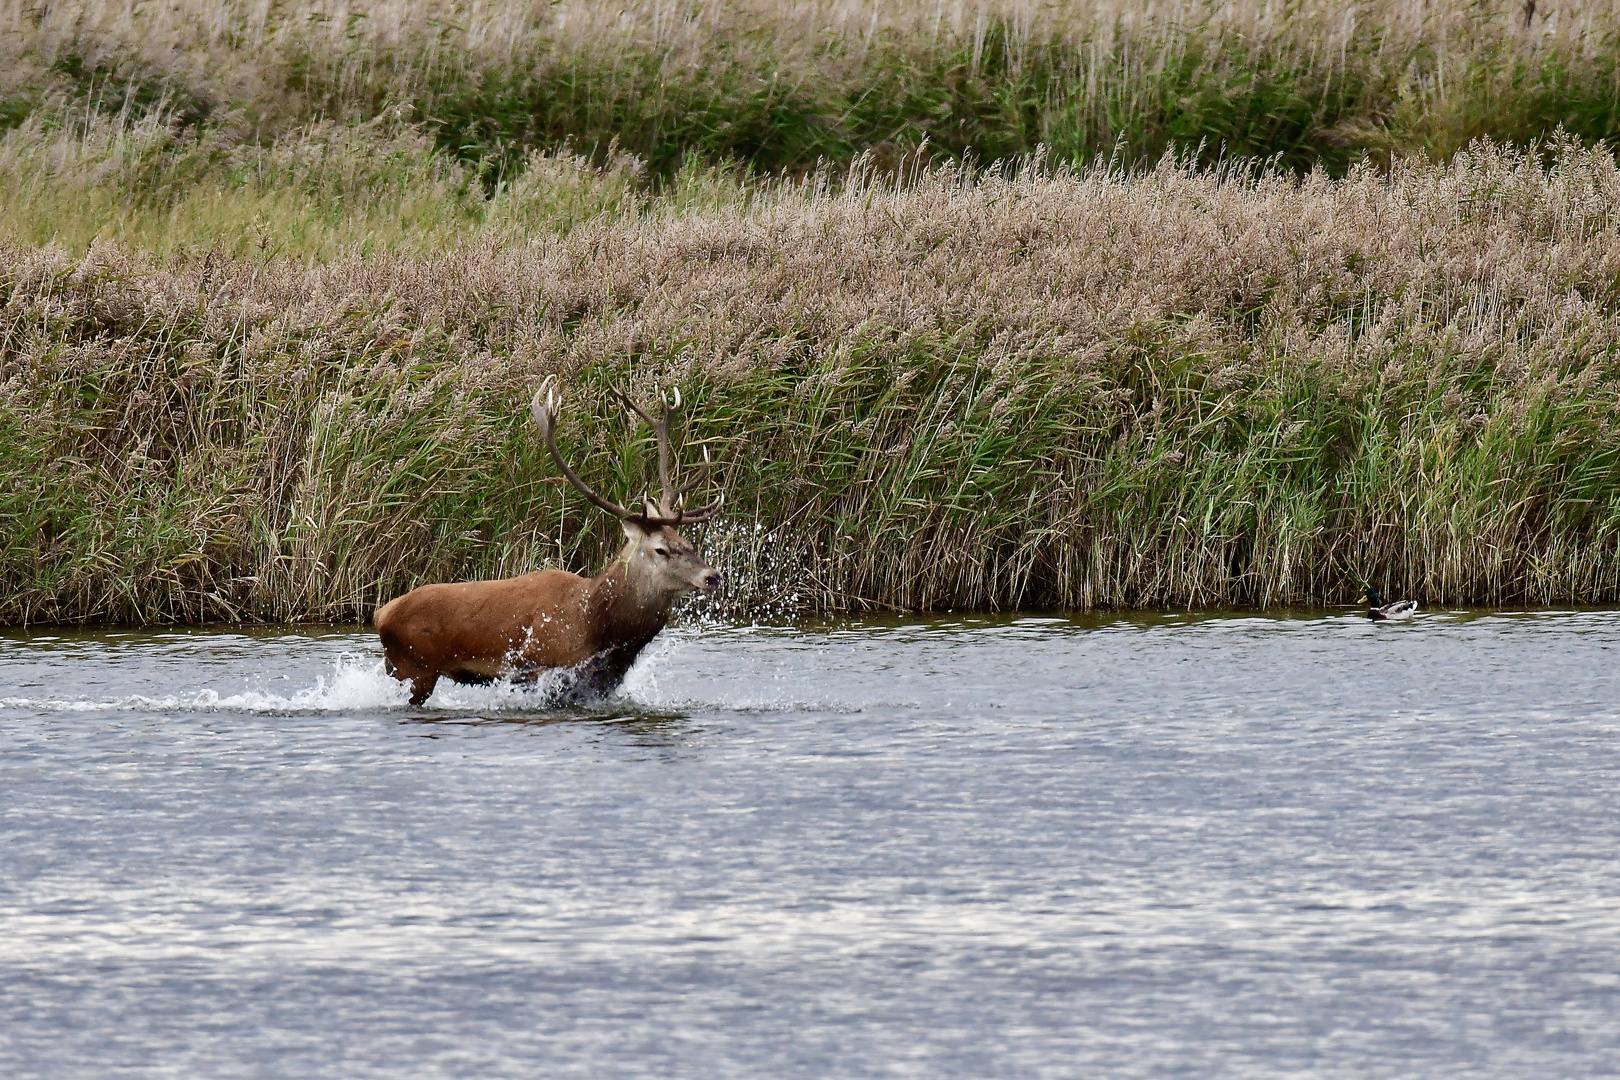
374;379;723;705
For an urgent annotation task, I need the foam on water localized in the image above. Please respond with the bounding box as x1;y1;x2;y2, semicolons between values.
0;653;408;715
0;628;863;717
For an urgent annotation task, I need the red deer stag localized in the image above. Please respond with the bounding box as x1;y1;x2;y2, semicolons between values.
374;378;723;705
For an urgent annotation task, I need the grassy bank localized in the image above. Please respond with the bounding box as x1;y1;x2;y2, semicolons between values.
5;140;1620;623
5;0;1620;196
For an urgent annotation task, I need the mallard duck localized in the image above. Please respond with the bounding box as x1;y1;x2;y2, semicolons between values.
1362;586;1417;621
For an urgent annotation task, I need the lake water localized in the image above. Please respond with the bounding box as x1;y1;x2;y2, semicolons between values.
2;611;1619;1078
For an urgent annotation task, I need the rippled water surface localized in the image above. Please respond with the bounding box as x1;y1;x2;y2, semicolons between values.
3;611;1620;1078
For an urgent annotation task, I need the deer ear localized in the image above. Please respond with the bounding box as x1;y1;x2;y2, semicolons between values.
621;518;649;542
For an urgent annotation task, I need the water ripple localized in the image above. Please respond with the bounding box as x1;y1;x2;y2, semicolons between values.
2;612;1619;1078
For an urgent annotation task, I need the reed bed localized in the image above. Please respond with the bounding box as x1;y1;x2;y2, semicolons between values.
4;0;1620;190
5;140;1620;623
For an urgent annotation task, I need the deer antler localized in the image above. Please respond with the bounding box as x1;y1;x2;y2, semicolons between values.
673;443;711;498
533;377;723;527
674;445;724;522
532;378;643;521
611;387;676;514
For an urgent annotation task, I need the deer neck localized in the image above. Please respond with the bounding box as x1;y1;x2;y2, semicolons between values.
586;543;676;655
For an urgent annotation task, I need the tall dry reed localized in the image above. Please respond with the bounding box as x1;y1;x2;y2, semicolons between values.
3;0;1619;183
5;139;1620;623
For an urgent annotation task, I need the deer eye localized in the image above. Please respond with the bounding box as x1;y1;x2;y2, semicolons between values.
654;547;669;557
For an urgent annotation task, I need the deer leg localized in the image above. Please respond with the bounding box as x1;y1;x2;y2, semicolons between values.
508;663;542;687
379;629;438;705
408;673;439;706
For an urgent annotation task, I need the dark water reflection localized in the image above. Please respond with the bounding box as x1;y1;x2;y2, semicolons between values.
2;610;1619;1077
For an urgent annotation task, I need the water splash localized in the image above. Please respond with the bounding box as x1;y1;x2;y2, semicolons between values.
0;637;715;717
619;627;882;714
0;625;884;717
0;653;410;715
688;519;819;623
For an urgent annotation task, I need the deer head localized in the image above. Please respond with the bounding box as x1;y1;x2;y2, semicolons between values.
532;376;723;600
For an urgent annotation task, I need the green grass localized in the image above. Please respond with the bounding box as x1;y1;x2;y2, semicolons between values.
8;2;1620;262
9;1;1620;192
7;2;1620;622
7;140;1620;623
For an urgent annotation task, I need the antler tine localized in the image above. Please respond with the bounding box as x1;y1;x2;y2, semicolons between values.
672;490;724;525
671;442;721;523
613;387;677;514
658;386;683;510
673;443;711;498
612;386;659;429
532;378;642;522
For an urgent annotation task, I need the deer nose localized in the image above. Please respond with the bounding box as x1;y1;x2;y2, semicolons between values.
702;571;722;592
